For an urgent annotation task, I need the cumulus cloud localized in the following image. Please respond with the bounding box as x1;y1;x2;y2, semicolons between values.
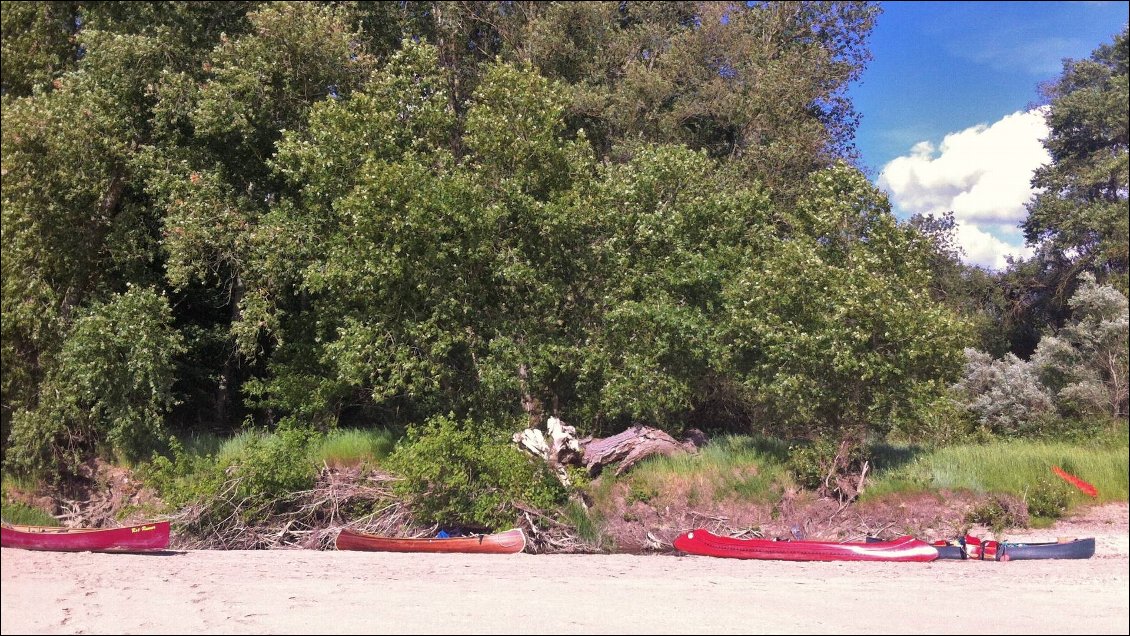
955;221;1034;271
878;109;1051;269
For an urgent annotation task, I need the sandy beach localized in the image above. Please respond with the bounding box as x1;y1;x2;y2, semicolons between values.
3;505;1127;635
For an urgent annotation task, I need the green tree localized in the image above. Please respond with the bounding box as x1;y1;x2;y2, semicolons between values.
576;144;772;432
0;0;79;96
387;2;878;197
142;1;375;426
1024;26;1129;295
907;211;1017;357
1032;273;1129;419
1;26;174;458
722;165;969;488
7;287;184;476
266;43;595;426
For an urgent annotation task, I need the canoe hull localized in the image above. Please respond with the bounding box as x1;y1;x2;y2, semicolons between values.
336;528;526;554
923;535;1096;560
997;537;1095;561
674;529;938;562
1;521;170;552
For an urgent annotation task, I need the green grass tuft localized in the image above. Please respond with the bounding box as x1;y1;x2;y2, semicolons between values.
313;428;398;468
1;500;58;526
610;434;794;506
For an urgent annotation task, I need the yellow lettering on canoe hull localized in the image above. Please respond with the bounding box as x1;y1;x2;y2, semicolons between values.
130;525;157;533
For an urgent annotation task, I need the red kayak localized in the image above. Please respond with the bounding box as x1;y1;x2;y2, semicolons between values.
336;527;526;554
1;521;171;552
674;529;938;562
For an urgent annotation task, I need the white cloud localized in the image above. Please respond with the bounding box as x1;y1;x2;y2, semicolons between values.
878;109;1051;269
954;221;1034;270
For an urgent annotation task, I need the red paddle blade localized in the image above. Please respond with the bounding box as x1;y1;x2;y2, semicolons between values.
1052;466;1098;497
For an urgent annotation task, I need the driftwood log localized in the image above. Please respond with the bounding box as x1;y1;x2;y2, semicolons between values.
514;418;701;480
579;425;699;476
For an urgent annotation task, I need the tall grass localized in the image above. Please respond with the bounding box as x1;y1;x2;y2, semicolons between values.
562;499;612;551
1;476;58;526
864;439;1130;504
214;429;272;466
0;500;59;526
174;430;227;458
610;434;794;505
207;427;398;469
313;428;398;468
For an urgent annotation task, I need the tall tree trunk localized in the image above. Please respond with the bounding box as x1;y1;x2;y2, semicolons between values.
217;273;244;427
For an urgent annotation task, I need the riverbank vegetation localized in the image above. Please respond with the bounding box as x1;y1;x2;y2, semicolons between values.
2;2;1126;548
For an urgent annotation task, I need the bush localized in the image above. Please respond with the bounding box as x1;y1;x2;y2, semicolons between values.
965;494;1028;534
953;348;1056;437
889;383;975;447
386;413;567;530
785;437;867;497
230;423;319;510
5;287;185;476
1024;477;1072;520
1031;273;1129;420
141;422;320;527
786;438;839;491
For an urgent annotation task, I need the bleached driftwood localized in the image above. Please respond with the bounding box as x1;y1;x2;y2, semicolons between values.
547;416;582;466
513;427;550;461
579;425;698;477
514;419;701;480
513;423;573;487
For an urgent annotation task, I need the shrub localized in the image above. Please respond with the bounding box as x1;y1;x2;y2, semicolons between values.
953;348;1056;437
965;494;1028;534
1031;273;1129;420
786;437;867;496
1024;477;1072;520
230;423;319;510
386;413;567;530
786;439;838;491
5;287;185;476
141;422;320;527
889;384;975;447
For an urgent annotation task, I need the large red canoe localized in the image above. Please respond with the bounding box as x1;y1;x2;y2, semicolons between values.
336;527;526;554
674;529;938;562
1;521;171;552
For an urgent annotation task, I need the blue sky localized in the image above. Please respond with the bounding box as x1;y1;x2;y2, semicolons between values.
848;1;1129;268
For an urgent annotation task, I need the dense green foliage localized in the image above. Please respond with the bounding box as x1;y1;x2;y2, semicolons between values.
385;413;568;530
2;3;1126;529
143;422;320;533
954;275;1129;436
1025;26;1129;296
6;287;184;475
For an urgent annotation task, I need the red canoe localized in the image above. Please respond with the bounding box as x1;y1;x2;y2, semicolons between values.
1;521;171;552
336;527;526;554
674;529;938;562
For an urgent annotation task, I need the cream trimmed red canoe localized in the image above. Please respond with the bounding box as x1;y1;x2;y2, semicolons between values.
1;521;170;552
336;527;526;554
674;529;938;562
